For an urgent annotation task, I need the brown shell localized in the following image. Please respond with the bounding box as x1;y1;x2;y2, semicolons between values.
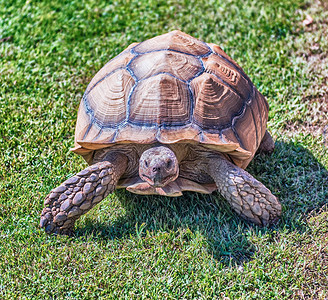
72;30;269;169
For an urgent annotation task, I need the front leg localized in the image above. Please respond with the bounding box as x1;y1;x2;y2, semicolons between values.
40;152;128;235
208;155;281;226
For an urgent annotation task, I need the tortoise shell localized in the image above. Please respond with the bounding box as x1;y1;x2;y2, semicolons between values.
72;30;269;169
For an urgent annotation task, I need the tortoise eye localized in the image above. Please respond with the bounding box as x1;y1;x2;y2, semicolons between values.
144;160;148;167
166;159;172;169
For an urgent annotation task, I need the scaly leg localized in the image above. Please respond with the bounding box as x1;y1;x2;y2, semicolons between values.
40;152;128;235
208;155;281;226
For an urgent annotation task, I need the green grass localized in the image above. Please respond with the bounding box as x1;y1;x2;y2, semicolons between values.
1;0;328;298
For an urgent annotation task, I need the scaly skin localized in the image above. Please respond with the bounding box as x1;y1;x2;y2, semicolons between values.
208;156;281;226
40;153;128;235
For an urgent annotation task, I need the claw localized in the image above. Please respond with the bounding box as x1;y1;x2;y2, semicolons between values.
40;217;48;228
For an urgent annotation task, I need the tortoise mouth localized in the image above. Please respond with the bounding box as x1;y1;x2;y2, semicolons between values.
141;174;177;188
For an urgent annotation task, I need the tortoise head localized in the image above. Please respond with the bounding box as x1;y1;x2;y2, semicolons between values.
139;146;179;188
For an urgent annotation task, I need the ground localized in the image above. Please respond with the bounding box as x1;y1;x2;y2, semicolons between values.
0;0;327;298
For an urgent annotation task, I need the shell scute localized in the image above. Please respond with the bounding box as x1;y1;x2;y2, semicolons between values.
134;30;211;56
190;73;244;129
129;74;191;126
86;50;135;95
232;105;258;166
207;43;244;73
157;124;201;144
86;69;135;127
253;88;269;145
202;54;251;99
129;50;202;82
115;123;157;144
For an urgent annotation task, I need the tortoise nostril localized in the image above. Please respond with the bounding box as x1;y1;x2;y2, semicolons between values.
145;160;148;167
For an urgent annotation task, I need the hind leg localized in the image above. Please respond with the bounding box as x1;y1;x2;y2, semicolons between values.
257;130;275;154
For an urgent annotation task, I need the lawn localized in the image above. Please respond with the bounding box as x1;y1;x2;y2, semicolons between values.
0;0;327;298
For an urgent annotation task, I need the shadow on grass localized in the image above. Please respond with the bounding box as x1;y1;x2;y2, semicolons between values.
75;141;328;265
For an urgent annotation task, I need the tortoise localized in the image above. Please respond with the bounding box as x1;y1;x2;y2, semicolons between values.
40;30;281;235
